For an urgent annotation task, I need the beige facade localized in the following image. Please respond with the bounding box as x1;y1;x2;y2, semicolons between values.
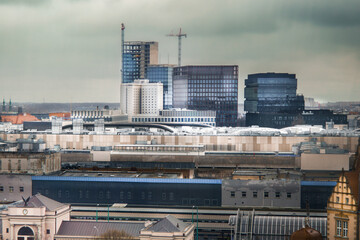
327;173;359;240
0;152;61;174
120;79;163;117
327;142;360;240
1;134;358;153
301;153;350;171
0;194;71;240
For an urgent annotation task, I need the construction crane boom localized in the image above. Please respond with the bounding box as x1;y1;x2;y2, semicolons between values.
167;28;187;66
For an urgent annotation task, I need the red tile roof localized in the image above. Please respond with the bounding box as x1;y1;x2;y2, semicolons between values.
1;113;39;124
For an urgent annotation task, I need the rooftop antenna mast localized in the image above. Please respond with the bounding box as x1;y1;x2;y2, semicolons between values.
167;28;187;66
121;23;125;83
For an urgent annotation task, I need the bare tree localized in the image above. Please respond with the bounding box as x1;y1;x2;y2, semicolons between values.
98;230;134;240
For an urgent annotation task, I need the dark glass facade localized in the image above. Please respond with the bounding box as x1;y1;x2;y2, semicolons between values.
123;41;158;83
173;65;238;127
244;73;347;128
245;73;304;114
146;65;174;109
245;73;305;128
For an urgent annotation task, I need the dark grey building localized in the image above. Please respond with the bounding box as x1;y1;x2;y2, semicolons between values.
0;174;32;203
222;179;300;208
173;65;238;127
244;73;347;128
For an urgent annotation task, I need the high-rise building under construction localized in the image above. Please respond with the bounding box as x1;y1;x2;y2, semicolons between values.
122;41;158;83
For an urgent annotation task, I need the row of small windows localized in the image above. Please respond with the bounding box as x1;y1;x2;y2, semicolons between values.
0;186;24;192
132;117;215;123
54;190;175;201
230;191;292;199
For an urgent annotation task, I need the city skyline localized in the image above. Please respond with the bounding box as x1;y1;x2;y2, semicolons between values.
0;0;359;103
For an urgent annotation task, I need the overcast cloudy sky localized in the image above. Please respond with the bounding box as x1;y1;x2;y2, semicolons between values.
0;0;359;103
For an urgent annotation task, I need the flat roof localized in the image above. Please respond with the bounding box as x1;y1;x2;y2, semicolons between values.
32;176;222;184
60;171;181;179
301;181;337;187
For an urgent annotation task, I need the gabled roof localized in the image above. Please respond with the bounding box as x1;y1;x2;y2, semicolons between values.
56;221;144;237
15;193;67;211
146;215;190;233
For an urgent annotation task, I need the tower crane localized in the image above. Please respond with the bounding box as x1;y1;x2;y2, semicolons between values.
166;28;187;66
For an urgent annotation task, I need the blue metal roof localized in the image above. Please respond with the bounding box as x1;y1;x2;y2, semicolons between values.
301;181;337;187
32;176;222;185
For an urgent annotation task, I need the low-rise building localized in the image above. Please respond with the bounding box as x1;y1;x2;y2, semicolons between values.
222;179;301;208
0;174;32;203
131;109;216;126
0;152;61;174
140;215;194;240
0;193;71;240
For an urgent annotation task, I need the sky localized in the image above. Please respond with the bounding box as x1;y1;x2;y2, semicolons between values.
0;0;359;103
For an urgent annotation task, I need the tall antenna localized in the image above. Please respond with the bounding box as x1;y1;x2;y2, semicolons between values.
167;28;187;66
121;23;125;83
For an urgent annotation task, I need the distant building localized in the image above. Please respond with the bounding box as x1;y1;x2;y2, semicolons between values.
0;152;61;175
173;65;238;127
0;113;39;125
123;41;158;83
131;109;216;126
120;79;163;118
244;73;347;128
147;64;175;109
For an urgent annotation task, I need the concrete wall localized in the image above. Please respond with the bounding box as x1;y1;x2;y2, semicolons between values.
61;153;93;162
301;153;350;171
0;152;61;174
1;134;358;153
0;174;32;202
110;154;298;169
222;179;301;208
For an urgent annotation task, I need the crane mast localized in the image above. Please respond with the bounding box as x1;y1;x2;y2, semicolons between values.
167;28;187;66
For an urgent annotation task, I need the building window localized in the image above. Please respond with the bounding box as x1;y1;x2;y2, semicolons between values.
275;192;281;198
336;220;342;236
169;192;174;201
242;191;246;197
345;198;349;204
343;221;348;237
264;192;269;198
336;196;340;203
9;186;14;193
287;192;291;199
230;191;235;198
47;229;50;234
0;186;3;192
253;192;258;198
19;187;24;192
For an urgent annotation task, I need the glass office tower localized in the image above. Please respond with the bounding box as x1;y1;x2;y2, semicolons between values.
173;65;238;127
122;41;158;83
244;73;305;128
147;64;175;109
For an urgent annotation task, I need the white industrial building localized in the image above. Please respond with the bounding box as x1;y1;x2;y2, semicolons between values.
120;79;163;118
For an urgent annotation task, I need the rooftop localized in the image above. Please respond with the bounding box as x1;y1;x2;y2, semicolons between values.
56;221;144;237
